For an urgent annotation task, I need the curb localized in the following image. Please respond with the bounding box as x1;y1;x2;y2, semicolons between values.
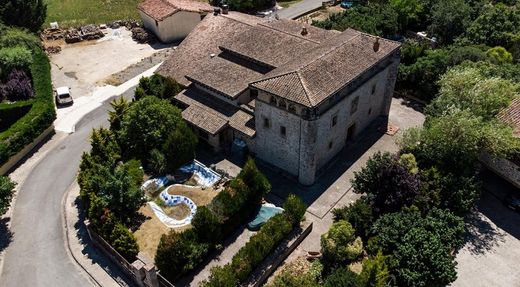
61;181;104;287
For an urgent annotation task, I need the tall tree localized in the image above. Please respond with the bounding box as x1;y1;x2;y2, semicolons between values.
0;0;47;32
0;176;15;216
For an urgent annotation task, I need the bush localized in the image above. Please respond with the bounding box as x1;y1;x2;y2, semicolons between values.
321;220;363;265
268;260;322;287
135;74;184;101
323;267;361;287
204;213;294;285
332;198;374;240
202;265;237;287
155;229;211;281
283;194;307;226
0;46;32;76
148;149;167;175
0;50;56;167
352;152;423;215
0;0;47;32
359;251;392;287
162;123;198;172
0;27;42;51
0;101;33;132
110;222;139;261
0;175;16;216
0;69;34;101
192;206;223;243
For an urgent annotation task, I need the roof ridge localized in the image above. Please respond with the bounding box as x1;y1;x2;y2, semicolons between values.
295;72;313;106
220;14;257;27
257;21;321;44
295;33;362;74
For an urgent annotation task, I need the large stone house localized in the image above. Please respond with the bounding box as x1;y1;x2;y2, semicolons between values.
157;11;401;185
138;0;213;43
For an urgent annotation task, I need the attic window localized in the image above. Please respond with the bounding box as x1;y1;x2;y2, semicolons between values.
270;96;277;105
155;20;158;27
288;104;296;113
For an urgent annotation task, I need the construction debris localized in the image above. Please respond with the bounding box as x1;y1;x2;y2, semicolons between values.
131;27;157;44
41;28;65;41
45;46;62;54
108;20;140;30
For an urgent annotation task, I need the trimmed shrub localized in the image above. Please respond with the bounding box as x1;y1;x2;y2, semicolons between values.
0;101;33;132
0;46;32;76
155;229;211;281
321;220;363;265
0;50;56;167
283;193;307;226
110;222;139;261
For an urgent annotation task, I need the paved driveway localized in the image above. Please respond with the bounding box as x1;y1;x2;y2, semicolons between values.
453;172;520;287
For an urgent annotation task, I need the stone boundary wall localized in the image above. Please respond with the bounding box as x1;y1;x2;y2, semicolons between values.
0;125;54;175
85;220;159;287
481;152;520;189
245;220;313;287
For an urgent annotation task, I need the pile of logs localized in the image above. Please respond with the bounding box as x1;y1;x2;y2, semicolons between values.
131;27;157;44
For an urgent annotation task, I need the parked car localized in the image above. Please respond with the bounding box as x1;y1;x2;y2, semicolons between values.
256;10;273;18
504;193;520;212
55;86;73;106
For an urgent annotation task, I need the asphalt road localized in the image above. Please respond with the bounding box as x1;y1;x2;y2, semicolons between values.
277;0;323;19
0;91;132;287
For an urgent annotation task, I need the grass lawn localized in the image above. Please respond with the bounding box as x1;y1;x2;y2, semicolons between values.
45;0;142;27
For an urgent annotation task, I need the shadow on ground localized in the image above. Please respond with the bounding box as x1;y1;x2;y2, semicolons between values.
463;170;520;255
0;217;13;254
73;197;137;287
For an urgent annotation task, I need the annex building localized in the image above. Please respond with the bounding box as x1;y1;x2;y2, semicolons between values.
157;11;401;185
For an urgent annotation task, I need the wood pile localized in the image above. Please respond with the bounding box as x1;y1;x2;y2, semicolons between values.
131;27;157;44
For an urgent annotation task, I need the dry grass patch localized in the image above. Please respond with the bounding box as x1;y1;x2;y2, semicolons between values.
165;185;218;206
133;205;191;260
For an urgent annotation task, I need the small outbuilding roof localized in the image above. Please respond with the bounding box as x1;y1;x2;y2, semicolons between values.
138;0;212;21
499;97;520;138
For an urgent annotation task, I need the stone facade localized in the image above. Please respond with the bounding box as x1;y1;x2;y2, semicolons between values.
253;53;400;185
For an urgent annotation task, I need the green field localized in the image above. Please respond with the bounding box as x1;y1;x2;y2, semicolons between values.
45;0;142;28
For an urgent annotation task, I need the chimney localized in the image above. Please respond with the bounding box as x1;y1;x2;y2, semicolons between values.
213;7;221;15
301;26;308;36
373;37;380;52
221;4;229;14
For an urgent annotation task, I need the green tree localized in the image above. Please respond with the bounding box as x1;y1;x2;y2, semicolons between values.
0;176;15;216
389;0;423;31
313;3;398;36
486;46;514;64
321;220;363;265
89;128;121;165
464;3;520;47
332;198;374;240
108;97;130;134
119;96;184;164
148;148;167;176
192;206;223;243
283;194;307;226
324;267;361;287
162;123;198;172
201;265;237;287
394;228;457;287
110;222;139;261
0;0;47;32
428;0;471;44
359;251;391;287
135;74;184;101
427;66;518;120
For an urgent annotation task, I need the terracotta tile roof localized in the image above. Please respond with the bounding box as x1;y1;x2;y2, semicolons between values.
157;12;267;87
251;30;401;107
175;87;256;136
499;97;520;138
138;0;212;21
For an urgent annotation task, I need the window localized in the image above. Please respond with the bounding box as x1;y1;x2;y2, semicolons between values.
371;84;377;95
270;96;277;105
368;107;372;115
250;89;258;99
263;117;270;128
331;114;338;127
155;20;159;27
280;126;286;137
278;99;287;109
328;141;333;150
350;96;359;115
288;103;296;113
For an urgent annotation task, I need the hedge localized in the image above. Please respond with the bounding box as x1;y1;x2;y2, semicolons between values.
0;50;56;167
202;213;295;286
0;100;33;132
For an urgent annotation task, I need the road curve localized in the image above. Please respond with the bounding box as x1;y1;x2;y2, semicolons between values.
0;96;125;287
